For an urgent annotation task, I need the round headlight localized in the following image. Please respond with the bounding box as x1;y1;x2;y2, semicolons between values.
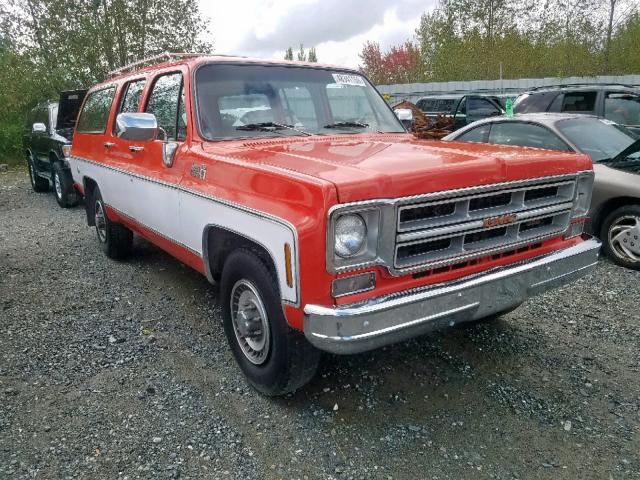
335;214;367;258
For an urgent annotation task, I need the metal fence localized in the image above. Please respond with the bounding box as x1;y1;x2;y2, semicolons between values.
376;74;640;104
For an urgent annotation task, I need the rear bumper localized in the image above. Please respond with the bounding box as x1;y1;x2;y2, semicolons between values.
303;237;600;354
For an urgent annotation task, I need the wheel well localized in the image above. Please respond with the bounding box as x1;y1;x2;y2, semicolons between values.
83;177;98;226
592;197;640;237
204;226;276;283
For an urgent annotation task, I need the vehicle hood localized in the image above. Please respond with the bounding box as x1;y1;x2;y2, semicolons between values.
202;134;592;203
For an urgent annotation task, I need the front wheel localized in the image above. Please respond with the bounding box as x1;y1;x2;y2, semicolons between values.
92;186;133;259
221;249;320;396
27;157;49;192
601;205;640;270
52;162;79;208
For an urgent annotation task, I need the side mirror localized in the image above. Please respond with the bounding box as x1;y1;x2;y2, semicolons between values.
32;122;46;134
115;112;158;141
394;108;413;122
394;108;414;129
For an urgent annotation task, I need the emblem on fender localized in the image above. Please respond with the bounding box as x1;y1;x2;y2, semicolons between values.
190;163;207;180
483;213;517;228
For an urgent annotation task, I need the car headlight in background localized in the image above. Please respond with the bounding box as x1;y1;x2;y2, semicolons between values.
335;214;367;257
62;144;71;158
571;171;594;218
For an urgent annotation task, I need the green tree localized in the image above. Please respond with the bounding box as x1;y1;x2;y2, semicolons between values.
308;47;318;62
296;43;306;61
284;46;293;60
0;0;213;162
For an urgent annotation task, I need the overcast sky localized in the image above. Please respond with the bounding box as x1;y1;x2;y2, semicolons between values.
199;0;434;68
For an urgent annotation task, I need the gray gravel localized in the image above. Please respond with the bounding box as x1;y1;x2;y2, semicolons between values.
1;166;639;479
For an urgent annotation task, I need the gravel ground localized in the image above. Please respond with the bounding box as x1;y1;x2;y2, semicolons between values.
1;166;639;480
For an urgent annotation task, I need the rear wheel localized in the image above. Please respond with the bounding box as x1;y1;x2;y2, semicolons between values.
27;156;49;192
601;205;640;270
92;186;133;259
221;249;320;396
52;161;79;208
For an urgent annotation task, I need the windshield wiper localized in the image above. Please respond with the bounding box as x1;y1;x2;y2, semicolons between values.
236;122;311;136
607;138;640;164
323;121;370;129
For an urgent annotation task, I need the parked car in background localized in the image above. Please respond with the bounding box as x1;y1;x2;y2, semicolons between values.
415;94;504;130
444;113;640;269
24;89;88;207
70;54;599;395
514;84;640;134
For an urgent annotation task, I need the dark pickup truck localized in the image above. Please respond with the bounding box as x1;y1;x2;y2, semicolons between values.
24;89;87;207
415;94;505;131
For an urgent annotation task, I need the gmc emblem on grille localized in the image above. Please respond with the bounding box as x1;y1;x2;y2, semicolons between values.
483;213;517;228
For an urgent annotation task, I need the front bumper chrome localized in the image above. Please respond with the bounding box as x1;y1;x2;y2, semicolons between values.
304;237;601;354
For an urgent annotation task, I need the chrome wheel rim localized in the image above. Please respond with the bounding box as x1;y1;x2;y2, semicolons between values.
230;280;270;365
29;163;35;184
54;172;62;199
609;215;640;263
94;200;107;243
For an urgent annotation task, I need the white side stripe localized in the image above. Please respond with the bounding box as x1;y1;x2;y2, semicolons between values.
69;155;299;305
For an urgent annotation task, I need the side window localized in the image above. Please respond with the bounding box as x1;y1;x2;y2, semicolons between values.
145;73;185;141
415;99;427;111
604;92;640;126
77;87;116;134
456;124;490;143
467;98;501;117
488;122;570;151
561;91;597;113
548;93;563;112
119;79;146;114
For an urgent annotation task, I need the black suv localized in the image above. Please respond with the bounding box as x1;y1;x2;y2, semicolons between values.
24;89;87;207
514;84;640;135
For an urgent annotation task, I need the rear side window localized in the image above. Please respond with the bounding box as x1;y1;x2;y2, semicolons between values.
119;79;146;114
513;92;559;114
488;122;570;151
456;124;490;143
604;92;640;126
77;87;116;134
145;72;186;141
561;91;597;113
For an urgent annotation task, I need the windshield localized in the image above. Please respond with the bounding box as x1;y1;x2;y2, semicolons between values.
195;64;404;140
556;117;639;162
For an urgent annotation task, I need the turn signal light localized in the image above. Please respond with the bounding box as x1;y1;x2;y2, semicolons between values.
284;243;293;288
331;272;376;298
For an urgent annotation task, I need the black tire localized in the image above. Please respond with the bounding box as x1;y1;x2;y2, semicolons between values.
27;156;49;192
52;161;79;208
600;205;640;270
220;249;320;396
92;186;133;260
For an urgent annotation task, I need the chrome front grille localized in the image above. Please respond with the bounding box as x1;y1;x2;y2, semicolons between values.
393;179;576;271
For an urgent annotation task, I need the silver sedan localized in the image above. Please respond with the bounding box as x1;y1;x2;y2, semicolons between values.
443;113;640;270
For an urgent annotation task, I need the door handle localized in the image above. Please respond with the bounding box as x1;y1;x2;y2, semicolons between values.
129;145;144;152
104;141;115;148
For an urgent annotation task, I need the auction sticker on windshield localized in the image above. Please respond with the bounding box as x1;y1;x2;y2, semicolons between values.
332;73;366;87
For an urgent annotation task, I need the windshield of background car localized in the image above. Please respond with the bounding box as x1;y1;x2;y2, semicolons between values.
556;117;639;162
195;64;404;139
